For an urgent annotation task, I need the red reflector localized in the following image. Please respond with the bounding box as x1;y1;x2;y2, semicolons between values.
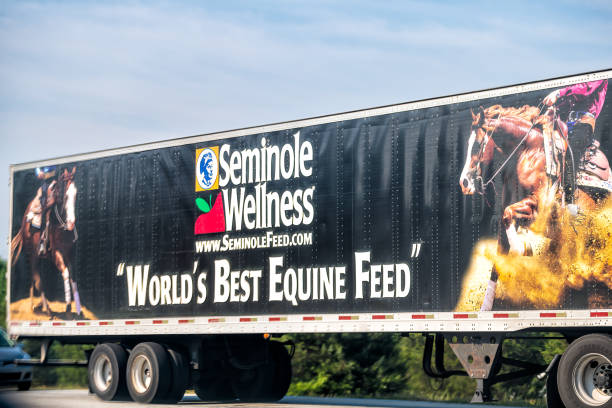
152;320;163;324
178;319;190;324
372;315;386;320
125;321;137;325
303;316;316;321
208;318;221;323
540;313;557;318
453;314;469;319
239;318;251;322
493;313;509;318
269;317;281;322
591;312;609;317
412;314;426;319
76;322;87;326
52;322;63;326
99;322;109;326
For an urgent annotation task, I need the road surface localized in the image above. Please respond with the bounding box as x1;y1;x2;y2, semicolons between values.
0;389;529;408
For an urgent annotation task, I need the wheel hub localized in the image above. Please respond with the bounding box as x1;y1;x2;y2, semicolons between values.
130;354;153;394
593;363;612;396
573;352;612;406
93;355;112;392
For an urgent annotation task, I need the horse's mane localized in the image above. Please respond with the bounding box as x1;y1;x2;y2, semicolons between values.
478;104;553;134
54;168;75;209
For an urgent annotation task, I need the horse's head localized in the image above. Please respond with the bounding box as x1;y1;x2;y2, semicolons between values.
459;107;497;195
58;167;77;231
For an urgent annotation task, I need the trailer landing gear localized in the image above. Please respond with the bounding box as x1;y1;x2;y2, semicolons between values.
422;333;548;403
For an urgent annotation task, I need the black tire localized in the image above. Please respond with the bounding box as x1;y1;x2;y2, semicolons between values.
193;371;236;402
558;333;612;408
546;356;566;408
230;341;291;402
162;347;189;403
17;381;31;391
231;348;275;402
269;342;291;401
126;342;171;404
87;343;128;401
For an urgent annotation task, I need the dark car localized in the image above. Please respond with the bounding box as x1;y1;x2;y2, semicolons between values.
0;329;32;391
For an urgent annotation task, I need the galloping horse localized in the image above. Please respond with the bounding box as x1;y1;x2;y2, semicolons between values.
10;167;82;317
461;105;577;254
458;104;604;310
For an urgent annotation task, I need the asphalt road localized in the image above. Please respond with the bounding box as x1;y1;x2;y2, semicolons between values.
0;390;528;408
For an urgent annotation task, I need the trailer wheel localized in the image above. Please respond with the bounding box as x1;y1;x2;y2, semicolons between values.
88;343;128;401
162;347;189;403
126;342;171;403
546;356;566;408
194;372;236;401
558;334;612;407
231;341;290;402
269;341;291;401
231;349;275;401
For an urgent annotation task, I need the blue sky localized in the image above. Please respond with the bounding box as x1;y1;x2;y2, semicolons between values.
1;0;611;259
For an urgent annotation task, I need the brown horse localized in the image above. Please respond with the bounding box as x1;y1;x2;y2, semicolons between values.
10;167;81;317
458;104;602;310
459;105;598;251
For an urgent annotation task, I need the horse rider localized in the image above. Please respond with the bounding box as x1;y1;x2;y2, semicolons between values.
34;165;57;255
543;79;610;194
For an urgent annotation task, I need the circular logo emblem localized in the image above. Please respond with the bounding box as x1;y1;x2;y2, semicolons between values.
196;148;218;190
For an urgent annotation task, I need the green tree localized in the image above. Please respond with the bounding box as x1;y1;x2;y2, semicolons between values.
20;341;90;388
287;332;563;406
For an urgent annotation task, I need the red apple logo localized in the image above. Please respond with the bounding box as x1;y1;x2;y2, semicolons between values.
194;192;225;234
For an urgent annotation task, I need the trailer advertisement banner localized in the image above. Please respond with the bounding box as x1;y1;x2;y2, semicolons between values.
9;76;612;322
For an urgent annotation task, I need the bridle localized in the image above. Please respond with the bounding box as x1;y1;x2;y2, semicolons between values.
470;104;547;194
53;173;78;242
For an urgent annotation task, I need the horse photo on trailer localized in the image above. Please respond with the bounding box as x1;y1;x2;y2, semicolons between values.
10;165;94;321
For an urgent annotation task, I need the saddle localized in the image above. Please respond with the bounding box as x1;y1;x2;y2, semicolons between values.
545;111;612;194
26;193;44;229
26;181;56;229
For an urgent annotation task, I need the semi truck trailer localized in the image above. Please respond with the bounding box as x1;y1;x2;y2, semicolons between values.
7;69;612;407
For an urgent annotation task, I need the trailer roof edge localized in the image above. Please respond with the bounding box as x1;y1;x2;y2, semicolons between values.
10;68;612;171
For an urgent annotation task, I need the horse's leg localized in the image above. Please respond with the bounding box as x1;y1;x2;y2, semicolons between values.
52;249;72;312
480;197;537;312
502;196;538;255
481;196;537;310
505;222;525;256
29;255;34;311
70;280;82;316
40;292;49;315
28;254;49;314
66;260;82;316
29;280;34;312
480;266;499;312
502;196;538;227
